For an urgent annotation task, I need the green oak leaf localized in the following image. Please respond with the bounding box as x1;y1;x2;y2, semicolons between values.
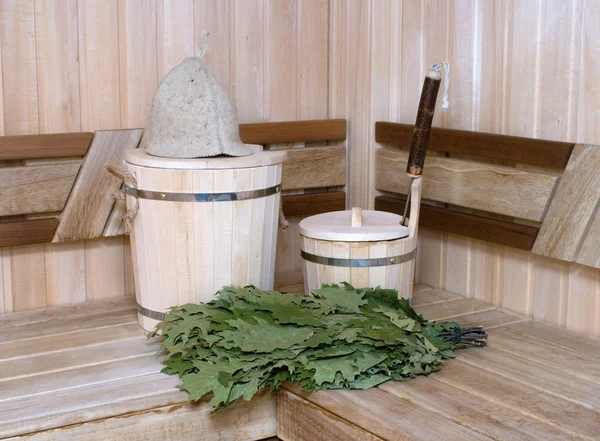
312;285;367;312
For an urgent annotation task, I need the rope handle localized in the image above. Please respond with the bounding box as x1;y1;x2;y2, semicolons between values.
106;164;139;233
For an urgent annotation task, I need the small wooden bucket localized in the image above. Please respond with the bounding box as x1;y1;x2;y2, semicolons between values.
124;149;287;330
300;178;422;301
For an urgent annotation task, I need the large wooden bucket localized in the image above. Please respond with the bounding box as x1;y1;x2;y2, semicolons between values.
300;178;422;301
124;149;287;330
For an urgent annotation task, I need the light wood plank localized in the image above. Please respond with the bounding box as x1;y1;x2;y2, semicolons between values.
376;149;560;222
5;391;276;441
533;144;600;262
412;289;463;307
507;320;600;360
489;327;600;385
0;322;142;362
284;385;491;441
78;0;120;132
575;209;600;268
9;244;47;312
118;0;158;128
297;0;328;120
416;298;496;322
0;336;154;382
54;129;143;242
0;296;135;329
0;163;81;217
433;361;600;440
0;353;159;403
0;373;182;439
1;0;39;135
0;309;137;343
381;376;580;441
450;308;528;330
456;347;600;409
282;146;346;191
234;0;264;122
84;237;126;301
34;0;80;134
44;242;87;307
277;389;383;441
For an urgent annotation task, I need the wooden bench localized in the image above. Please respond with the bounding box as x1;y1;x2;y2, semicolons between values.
2;283;599;440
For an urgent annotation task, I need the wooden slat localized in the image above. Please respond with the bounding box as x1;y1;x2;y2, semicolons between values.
432;362;600;440
53;129;143;242
449;309;529;330
575;209;600;268
456;348;600;410
506;321;600;360
533;144;600;263
381;376;580;441
376;149;559;222
283;146;346;191
0;219;58;248
416;298;496;322
0;163;81;217
411;289;463;307
240;119;346;145
6;392;276;441
0;296;135;329
283;385;490;440
281;192;346;217
489;328;600;385
0;132;93;161
0;323;142;361
375;122;574;169
375;196;539;251
277;389;383;441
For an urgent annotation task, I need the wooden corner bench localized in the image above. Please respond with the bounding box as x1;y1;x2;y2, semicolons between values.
2;283;599;440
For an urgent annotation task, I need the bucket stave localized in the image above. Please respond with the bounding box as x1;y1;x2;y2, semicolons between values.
125;149;286;330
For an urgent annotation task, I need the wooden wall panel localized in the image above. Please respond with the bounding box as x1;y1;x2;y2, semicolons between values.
0;0;598;340
337;0;599;336
0;0;331;312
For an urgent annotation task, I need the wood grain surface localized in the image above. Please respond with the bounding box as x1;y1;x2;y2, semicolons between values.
281;192;346;217
533;144;600;263
282;146;346;191
0;219;58;248
0;163;81;216
53;129;143;242
375;196;540;251
376;148;560;222
0;132;93;160
376;122;574;169
240;119;346;145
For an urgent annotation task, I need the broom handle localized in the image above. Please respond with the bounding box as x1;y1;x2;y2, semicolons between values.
406;68;442;177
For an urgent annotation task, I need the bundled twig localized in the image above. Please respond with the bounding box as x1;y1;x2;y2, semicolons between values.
439;326;487;347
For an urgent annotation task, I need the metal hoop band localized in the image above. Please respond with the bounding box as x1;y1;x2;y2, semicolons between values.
136;303;166;321
301;248;417;268
124;184;281;202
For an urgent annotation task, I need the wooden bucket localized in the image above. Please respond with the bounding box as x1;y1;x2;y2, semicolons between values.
124;149;287;330
300;178;422;301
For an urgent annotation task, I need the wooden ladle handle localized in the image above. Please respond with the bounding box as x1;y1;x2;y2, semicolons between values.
407;69;441;177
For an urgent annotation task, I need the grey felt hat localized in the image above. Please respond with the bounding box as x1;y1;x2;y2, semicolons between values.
145;36;255;158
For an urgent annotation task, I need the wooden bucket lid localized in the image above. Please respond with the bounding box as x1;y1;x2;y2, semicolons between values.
125;147;287;170
299;208;410;242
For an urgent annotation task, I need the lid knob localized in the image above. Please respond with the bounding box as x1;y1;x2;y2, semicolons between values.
351;207;363;227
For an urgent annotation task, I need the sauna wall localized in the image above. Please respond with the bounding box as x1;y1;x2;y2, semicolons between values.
0;0;328;312
1;0;598;339
332;0;600;336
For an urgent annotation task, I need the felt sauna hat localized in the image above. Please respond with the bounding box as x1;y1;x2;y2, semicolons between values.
145;33;255;158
